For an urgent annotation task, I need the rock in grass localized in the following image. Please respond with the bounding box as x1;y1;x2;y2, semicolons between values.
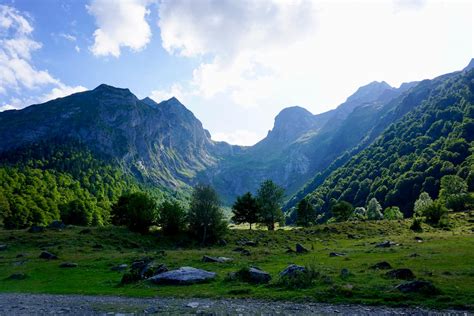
39;251;58;260
111;264;128;271
233;247;251;256
414;236;423;242
340;268;351;278
376;240;397;248
386;268;415;280
238;267;272;284
370;261;392;270
149;267;216;285
202;255;233;263
48;221;66;230
396;280;439;295
329;252;346;257
59;262;78;268
279;264;306;278
7;273;27;280
295;243;309;253
28;225;45;233
0;244;6;251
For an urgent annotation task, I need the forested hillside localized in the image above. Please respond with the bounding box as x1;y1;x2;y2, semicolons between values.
299;68;474;218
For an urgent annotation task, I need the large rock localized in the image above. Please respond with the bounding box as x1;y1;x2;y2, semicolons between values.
236;267;272;284
7;273;27;280
202;255;233;263
39;251;58;260
396;280;439;295
279;264;306;278
295;243;309;253
149;267;216;285
386;268;415;280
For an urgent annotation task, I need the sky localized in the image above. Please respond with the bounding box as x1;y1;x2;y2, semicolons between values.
0;0;472;146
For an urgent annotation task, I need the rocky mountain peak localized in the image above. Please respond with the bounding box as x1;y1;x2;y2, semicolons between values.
265;106;316;144
463;58;474;72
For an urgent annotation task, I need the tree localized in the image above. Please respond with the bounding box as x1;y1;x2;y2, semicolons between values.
349;207;367;221
0;191;10;227
187;184;227;244
295;198;315;227
331;201;353;222
384;206;404;220
60;199;93;226
111;192;157;233
231;192;259;229
414;192;433;217
423;200;448;225
256;180;285;230
367;198;383;220
157;200;187;235
439;175;469;211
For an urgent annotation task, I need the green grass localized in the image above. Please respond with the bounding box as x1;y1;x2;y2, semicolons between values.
0;212;473;310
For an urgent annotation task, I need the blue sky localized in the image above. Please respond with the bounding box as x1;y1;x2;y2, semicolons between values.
0;0;472;145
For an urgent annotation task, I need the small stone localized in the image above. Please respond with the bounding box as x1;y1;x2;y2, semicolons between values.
111;264;128;271
39;251;58;260
7;273;27;280
386;268;416;280
0;244;7;251
295;243;309;253
202;255;233;263
370;261;392;270
329;252;346;257
376;240;397;248
186;302;200;308
59;262;78;268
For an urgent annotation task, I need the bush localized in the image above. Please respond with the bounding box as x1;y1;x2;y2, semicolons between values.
423;200;448;225
367;198;383;220
157;200;187;235
384;206;404;220
349;207;367;221
187;184;227;244
410;217;423;232
331;201;353;222
111;192;157;233
445;194;470;212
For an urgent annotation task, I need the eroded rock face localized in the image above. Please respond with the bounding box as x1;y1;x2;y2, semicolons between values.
149;267;216;285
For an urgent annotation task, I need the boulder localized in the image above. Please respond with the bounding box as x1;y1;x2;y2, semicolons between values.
39;251;58;260
28;226;45;233
370;261;392;270
279;264;306;278
386;268;415;280
111;264;128;271
149;267;216;285
295;243;309;253
376;240;397;248
329;252;346;257
0;244;6;251
48;221;66;230
202;255;233;263
59;262;78;268
396;280;439;295
244;267;272;284
7;273;27;280
233;247;251;256
131;258;167;279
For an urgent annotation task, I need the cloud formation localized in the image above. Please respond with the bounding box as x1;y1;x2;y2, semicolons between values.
88;0;152;57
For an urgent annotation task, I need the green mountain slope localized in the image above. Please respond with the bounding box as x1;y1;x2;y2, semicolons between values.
297;68;474;219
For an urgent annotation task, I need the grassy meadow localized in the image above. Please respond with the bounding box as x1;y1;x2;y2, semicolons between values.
0;211;473;311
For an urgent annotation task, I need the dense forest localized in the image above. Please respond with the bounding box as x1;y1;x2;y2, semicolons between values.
0;141;168;228
300;69;474;219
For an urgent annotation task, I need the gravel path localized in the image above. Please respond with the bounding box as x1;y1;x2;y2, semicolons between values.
0;293;471;315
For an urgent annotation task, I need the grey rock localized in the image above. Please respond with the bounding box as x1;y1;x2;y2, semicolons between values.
39;251;58;260
0;244;6;251
370;261;392;270
149;267;216;285
376;240;397;248
396;280;439;295
59;262;78;268
279;264;306;278
386;268;415;280
329;252;346;257
7;273;27;280
340;268;351;278
202;255;233;263
245;267;272;284
111;264;128;271
295;243;308;253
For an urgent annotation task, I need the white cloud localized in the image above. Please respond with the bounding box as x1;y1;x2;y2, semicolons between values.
59;33;76;42
87;0;152;57
0;5;87;112
75;45;80;53
212;129;261;146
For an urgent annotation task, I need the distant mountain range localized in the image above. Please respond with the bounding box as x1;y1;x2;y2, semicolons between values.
1;59;473;224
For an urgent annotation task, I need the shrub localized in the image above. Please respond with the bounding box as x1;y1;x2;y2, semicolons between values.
423;200;448;225
410;217;423;232
111;192;157;233
414;192;433;217
384;206;404;220
157;200;187;236
187;184;227;244
349;207;367;221
331;201;353;222
367;198;383;220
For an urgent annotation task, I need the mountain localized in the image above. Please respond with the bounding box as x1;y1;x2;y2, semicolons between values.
293;67;474;220
0;84;236;189
204;80;414;204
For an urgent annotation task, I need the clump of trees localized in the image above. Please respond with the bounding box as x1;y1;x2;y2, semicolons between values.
231;180;285;230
